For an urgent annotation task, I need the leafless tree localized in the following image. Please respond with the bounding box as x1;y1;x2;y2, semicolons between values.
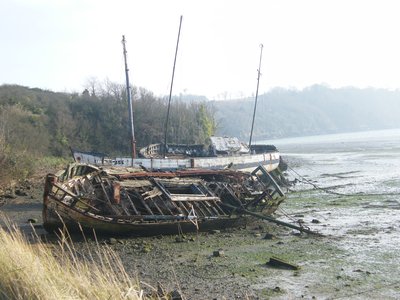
83;76;100;96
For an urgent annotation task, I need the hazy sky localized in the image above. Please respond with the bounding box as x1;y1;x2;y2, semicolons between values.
1;0;400;99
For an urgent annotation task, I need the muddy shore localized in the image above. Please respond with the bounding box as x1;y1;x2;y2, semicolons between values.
1;158;400;299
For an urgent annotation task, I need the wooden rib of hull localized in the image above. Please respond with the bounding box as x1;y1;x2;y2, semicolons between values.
42;163;286;237
43;198;248;237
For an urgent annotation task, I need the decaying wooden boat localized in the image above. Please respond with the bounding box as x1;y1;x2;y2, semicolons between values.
43;163;286;236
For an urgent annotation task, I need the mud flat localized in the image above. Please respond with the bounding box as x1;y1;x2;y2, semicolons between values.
99;190;400;299
3;127;400;299
2;179;400;299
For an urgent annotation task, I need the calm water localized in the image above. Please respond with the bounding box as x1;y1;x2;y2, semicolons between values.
264;128;400;195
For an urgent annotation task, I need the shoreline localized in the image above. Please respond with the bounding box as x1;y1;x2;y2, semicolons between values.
1;157;400;299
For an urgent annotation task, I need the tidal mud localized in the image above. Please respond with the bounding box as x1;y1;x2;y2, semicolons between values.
2;180;399;299
2;129;400;299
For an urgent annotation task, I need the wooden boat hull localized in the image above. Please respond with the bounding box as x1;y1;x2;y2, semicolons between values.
43;197;249;236
43;164;285;237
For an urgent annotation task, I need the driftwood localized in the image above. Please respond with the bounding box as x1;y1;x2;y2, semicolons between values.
220;203;324;236
266;256;300;270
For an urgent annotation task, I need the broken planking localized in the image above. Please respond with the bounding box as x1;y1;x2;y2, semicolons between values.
42;163;287;236
220;202;323;236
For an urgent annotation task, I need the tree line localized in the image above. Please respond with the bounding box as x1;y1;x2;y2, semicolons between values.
3;82;399;183
0;82;216;182
212;85;400;141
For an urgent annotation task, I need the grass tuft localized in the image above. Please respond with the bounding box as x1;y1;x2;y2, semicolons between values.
0;216;143;300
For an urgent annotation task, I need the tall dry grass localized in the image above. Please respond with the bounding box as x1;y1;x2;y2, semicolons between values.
0;218;143;300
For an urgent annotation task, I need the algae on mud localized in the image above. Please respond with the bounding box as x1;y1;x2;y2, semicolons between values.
2;128;400;299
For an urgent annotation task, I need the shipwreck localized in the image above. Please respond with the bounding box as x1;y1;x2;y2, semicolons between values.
42;37;295;237
43;163;286;236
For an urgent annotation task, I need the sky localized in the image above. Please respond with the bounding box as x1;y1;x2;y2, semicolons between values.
1;0;400;100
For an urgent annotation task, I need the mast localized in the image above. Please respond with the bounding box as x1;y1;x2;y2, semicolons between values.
248;43;264;149
122;35;136;163
163;15;183;158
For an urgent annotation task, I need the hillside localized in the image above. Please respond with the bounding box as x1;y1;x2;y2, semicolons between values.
0;84;215;183
2;83;400;183
212;85;400;140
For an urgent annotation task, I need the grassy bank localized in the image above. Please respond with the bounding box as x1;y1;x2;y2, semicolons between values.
0;154;70;190
0;217;143;300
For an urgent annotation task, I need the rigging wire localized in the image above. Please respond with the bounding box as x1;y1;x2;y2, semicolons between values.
276;206;314;232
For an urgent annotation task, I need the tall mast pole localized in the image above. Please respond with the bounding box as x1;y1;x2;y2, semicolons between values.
248;43;264;149
122;35;136;163
163;15;183;158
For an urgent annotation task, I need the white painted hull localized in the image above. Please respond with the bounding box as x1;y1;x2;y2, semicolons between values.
73;150;280;172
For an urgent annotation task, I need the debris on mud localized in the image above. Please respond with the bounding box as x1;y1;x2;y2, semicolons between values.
266;256;300;270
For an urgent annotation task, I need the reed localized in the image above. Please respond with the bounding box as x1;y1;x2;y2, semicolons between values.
0;218;143;300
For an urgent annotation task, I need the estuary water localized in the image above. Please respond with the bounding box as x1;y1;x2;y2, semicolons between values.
271;128;400;195
257;128;400;299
